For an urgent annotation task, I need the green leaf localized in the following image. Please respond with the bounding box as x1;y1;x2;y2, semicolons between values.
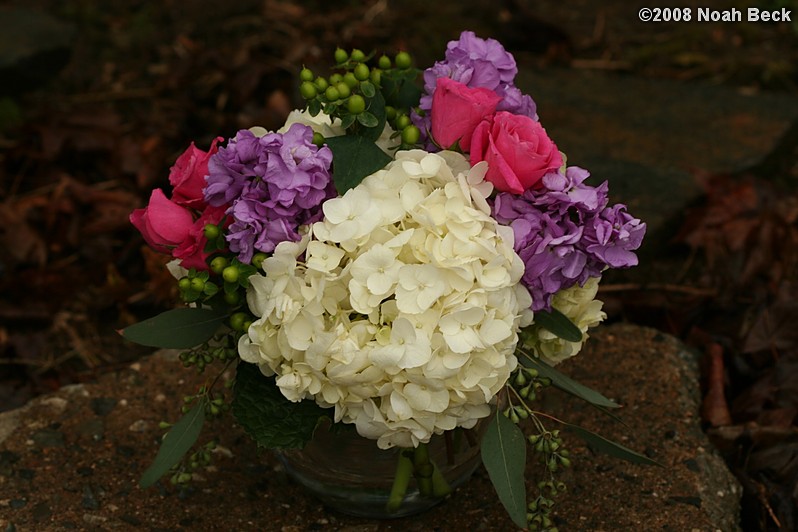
565;423;662;466
521;356;621;409
481;413;527;529
360;81;376;98
119;307;229;348
356;111;378;128
380;69;422;110
307;99;321;117
232;362;331;449
340;113;356;129
356;90;386;142
325;134;392;193
140;399;206;488
535;308;583;342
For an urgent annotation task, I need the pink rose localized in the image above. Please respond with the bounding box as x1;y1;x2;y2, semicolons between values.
168;137;222;208
130;189;194;254
173;206;229;270
470;111;563;194
430;77;501;152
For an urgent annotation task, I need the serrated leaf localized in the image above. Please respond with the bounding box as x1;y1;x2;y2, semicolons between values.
232;362;331;449
325;134;392;193
356;111;378;128
481;413;527;529
566;423;661;466
521;356;620;409
119;307;229;348
535;308;583;342
140;399;206;488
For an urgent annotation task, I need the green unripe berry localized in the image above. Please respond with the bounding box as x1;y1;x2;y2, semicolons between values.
223;291;241;305
314;77;328;91
299;81;317;100
342;72;358;88
189;277;205;292
401;125;420;145
395;114;411;130
370;68;381;85
210;256;228;274
229;312;248;331
385;106;396;121
378;55;391;69
335;82;351;99
395;51;412;69
178;277;191;291
222;265;239;283
299;67;314;82
334;48;348;64
353;63;370;81
347;94;366;114
324;86;340;101
203;223;220;240
350;48;366;62
243;320;253;331
329;73;343;85
311;132;325;147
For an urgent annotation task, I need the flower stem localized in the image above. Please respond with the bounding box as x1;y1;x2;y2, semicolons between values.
413;443;433;496
386;449;414;513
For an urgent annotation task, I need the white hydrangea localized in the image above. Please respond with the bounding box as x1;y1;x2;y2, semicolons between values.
239;150;532;449
526;277;606;366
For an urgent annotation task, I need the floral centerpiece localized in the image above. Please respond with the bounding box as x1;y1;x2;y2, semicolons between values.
123;31;650;530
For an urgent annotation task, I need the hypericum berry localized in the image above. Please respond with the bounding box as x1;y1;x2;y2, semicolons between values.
299;67;314;82
314;77;329;91
378;55;391;69
324;86;340;101
335;82;351;99
223;291;241;305
189;277;205;293
178;277;191;291
385;106;397;121
252;252;267;268
370;68;381;85
347;94;366;114
342;72;358;89
334;48;348;64
395;114;411;130
353;63;370;81
229;312;249;331
210;256;228;274
395;51;412;69
222;265;239;283
329;73;343;85
299;81;317;100
203;223;220;240
401;125;420;145
311;132;325;147
350;48;366;62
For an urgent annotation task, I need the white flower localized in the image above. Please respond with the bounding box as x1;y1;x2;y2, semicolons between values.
241;150;529;449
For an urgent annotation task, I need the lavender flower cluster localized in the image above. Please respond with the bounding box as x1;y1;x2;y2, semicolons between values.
413;31;537;142
492;167;646;312
204;124;335;263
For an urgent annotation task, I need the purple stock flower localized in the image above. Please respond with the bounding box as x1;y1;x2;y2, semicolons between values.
204;123;335;263
492;166;646;311
413;31;538;146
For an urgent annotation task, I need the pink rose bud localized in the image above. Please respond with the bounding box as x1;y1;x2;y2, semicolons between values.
168;137;223;209
430;77;501;152
470;111;563;194
130;189;194;253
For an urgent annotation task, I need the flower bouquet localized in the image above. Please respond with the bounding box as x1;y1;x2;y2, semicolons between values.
123;31;650;530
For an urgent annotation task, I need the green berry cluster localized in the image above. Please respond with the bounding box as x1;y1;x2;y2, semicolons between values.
168;440;218;486
503;367;569;532
179;335;239;373
298;48;421;148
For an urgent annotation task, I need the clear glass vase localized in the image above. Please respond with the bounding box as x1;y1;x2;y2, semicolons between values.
277;414;495;519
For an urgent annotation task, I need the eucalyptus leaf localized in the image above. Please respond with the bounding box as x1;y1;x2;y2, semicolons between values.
535;308;583;342
140;398;206;488
521;356;620;409
481;413;528;529
232;362;331;449
325;134;392;193
119;307;229;349
566;423;662;466
357;111;378;128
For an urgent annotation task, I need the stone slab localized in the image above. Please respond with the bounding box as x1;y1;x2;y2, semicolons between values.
0;324;739;530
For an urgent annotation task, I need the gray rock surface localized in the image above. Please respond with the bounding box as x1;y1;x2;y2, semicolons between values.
0;324;740;530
